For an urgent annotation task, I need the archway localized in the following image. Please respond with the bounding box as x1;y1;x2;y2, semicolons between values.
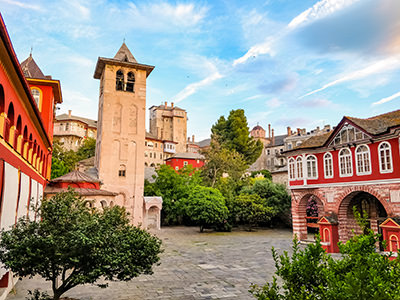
338;191;387;242
293;193;325;240
147;206;159;229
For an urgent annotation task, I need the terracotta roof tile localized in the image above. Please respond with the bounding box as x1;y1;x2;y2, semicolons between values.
51;170;99;183
20;55;46;79
44;186;116;196
56;114;97;128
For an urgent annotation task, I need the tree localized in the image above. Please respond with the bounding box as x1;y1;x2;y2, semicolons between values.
182;185;229;232
201;141;248;187
250;212;400;300
144;164;202;225
0;189;162;300
211;109;262;165
76;137;96;160
231;194;275;231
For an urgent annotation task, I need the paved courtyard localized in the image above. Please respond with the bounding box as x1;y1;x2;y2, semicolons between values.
6;226;293;300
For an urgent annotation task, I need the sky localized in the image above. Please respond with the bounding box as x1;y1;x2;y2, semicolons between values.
1;0;400;141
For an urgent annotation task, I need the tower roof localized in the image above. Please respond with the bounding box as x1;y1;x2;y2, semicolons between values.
20;54;46;79
113;42;137;63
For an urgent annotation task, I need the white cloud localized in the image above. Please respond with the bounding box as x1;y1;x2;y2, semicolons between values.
67;0;91;20
267;98;281;108
234;0;361;65
300;56;400;98
172;72;223;103
288;0;362;29
1;0;42;10
243;94;264;102
300;98;333;107
371;91;400;106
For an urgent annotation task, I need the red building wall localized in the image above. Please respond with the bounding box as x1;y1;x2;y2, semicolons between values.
166;158;204;170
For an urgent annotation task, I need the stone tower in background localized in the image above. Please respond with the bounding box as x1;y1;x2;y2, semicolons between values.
93;43;154;224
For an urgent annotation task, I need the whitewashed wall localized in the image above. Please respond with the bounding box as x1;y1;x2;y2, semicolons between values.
29;179;38;221
16;173;30;220
1;162;18;230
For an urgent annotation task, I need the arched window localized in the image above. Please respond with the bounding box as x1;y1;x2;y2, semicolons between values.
288;158;296;180
296;156;303;179
378;142;393;173
355;145;371;175
118;164;126;177
306;155;317;179
339;148;352;177
126;72;135;92
7;102;14;125
116;70;124;91
145;162;148;167
16;115;22;133
100;200;107;209
323;152;333;178
31;87;42;111
23;126;28;140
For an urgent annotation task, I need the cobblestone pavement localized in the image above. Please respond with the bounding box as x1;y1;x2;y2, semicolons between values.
7;226;293;300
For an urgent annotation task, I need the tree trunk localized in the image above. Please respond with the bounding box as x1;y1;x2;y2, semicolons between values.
200;225;204;233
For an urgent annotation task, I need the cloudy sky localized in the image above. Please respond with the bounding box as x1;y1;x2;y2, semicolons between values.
1;0;400;140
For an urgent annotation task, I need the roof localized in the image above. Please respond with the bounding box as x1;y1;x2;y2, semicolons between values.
293;131;332;150
51;170;99;183
94;43;154;79
145;131;161;141
347;109;400;135
149;104;186;112
266;134;287;147
78;156;95;167
196;138;211;148
56;113;97;128
20;54;46;79
252;125;265;131
166;152;205;160
44;186;116;196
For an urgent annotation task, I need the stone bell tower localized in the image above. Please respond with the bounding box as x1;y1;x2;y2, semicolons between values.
93;43;154;224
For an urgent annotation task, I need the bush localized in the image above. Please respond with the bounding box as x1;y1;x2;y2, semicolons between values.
182;185;229;232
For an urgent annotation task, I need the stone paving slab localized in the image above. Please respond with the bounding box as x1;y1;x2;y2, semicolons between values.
6;226;293;300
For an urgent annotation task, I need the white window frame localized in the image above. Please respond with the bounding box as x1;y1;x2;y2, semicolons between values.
296;156;303;179
355;144;371;176
378;141;393;174
339;148;353;177
288;158;296;180
323;152;333;179
306;155;318;179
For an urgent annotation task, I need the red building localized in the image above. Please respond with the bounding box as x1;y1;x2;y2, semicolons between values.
287;110;400;249
0;14;62;293
165;152;205;171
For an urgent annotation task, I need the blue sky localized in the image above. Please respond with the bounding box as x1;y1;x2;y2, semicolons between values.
1;0;400;140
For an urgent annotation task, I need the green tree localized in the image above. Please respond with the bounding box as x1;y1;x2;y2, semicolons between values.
76;137;96;160
182;185;229;232
0;189;162;300
211;109;262;164
144;164;202;225
231;194;275;231
250;213;400;300
201;141;248;187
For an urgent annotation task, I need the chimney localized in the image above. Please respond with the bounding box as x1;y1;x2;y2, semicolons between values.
268;124;271;139
171;102;174;108
297;128;301;136
287;126;291;136
272;129;275;145
164;101;167;107
192;135;195;143
68;110;72;118
187;137;190;142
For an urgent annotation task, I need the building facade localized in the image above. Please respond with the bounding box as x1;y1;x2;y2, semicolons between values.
149;101;187;153
53;110;97;151
286;110;400;246
0;14;61;296
165;152;205;171
144;132;164;167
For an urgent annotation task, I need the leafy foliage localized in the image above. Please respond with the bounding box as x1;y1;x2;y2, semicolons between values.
182;185;229;232
211;109;262;165
144;164;202;225
0;189;162;300
250;215;400;300
50;138;96;179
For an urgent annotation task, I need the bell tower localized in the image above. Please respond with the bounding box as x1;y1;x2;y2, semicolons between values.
93;43;154;224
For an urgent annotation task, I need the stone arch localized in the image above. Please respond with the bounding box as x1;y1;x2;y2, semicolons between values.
337;188;389;242
292;192;325;240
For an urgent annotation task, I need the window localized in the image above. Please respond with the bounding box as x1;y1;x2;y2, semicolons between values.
306;155;317;179
126;72;135;92
150;152;152;158
323;153;333;178
267;149;270;155
118;165;126;177
145;141;147;146
116;70;124;91
288;143;292;150
31;88;41;110
288;158;296;180
330;123;369;146
355;145;371;175
339;148;352;176
184;161;188;166
296;157;303;179
378;142;393;173
175;166;179;171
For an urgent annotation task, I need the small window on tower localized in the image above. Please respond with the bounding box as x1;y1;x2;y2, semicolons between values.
119;165;126;177
126;72;135;92
116;70;124;91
